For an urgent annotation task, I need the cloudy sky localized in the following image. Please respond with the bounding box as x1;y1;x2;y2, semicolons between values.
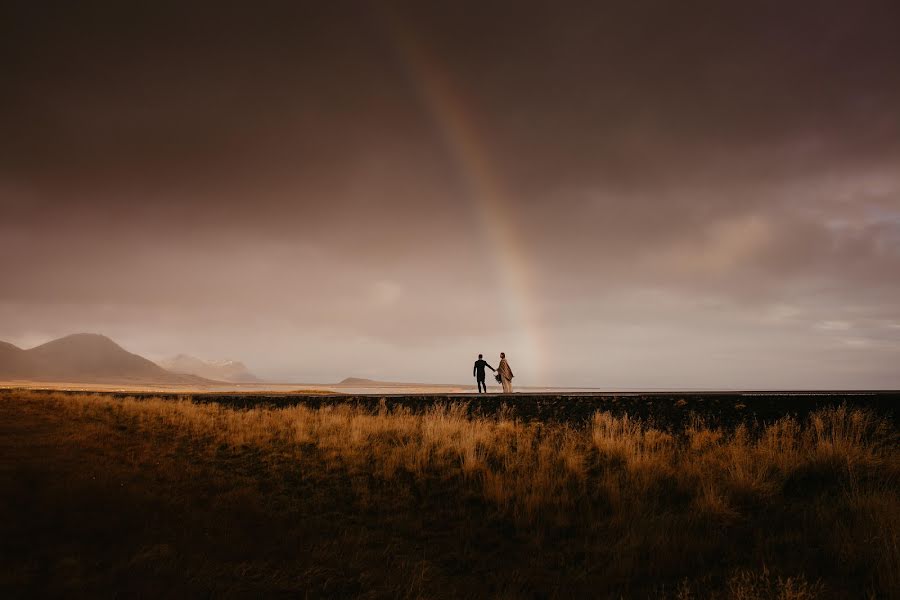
2;1;899;387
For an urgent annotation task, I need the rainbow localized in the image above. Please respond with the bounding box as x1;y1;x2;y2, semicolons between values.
383;17;544;384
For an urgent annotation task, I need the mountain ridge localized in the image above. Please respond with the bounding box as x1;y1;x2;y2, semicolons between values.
0;333;216;384
158;354;262;383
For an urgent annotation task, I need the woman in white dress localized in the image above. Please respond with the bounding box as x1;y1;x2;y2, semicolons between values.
497;352;514;393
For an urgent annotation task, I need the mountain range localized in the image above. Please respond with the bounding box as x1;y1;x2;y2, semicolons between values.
0;334;215;384
0;334;439;387
157;354;261;383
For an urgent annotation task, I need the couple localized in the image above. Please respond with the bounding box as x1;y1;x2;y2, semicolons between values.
473;352;514;394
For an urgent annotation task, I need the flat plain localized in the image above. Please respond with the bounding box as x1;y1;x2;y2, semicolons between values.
1;389;897;598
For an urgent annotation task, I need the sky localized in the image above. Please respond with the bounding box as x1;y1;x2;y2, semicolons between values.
2;1;899;388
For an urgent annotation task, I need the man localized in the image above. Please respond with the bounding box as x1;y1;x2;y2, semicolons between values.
473;354;495;393
497;352;514;393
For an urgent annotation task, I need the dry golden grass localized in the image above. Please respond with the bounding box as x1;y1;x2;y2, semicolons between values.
2;390;898;598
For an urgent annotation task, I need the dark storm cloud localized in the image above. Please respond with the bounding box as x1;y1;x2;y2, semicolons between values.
2;1;899;385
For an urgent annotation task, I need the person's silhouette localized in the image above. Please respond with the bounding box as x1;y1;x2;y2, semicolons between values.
497;352;514;393
473;354;495;393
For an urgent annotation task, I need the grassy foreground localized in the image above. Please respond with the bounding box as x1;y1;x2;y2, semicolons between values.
1;390;898;598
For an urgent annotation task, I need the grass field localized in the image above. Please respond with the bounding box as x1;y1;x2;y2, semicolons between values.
1;389;898;598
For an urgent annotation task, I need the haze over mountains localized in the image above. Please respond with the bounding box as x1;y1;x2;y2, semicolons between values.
0;333;445;388
0;334;214;384
158;354;261;383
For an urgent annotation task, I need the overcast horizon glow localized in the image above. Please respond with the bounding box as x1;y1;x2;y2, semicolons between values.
2;2;899;388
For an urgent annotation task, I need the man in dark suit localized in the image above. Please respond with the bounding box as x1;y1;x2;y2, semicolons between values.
473;354;495;393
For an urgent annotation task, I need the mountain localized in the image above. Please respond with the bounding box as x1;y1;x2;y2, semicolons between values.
335;377;459;388
338;377;379;386
0;341;37;379
158;354;262;383
0;334;214;384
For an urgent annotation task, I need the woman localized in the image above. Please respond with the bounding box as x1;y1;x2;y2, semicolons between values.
497;352;514;393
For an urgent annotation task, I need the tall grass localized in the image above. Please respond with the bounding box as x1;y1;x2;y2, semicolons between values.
5;390;899;598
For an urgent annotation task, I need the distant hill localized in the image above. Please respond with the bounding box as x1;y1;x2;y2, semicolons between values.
0;341;38;379
338;377;379;386
336;377;459;388
0;334;214;384
158;354;262;383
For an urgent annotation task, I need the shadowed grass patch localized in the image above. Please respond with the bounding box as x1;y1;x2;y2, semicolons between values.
1;390;897;598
